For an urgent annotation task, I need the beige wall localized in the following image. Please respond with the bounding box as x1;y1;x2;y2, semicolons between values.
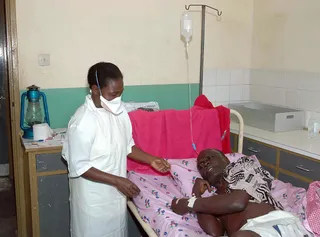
16;0;253;89
251;0;320;72
250;0;320;113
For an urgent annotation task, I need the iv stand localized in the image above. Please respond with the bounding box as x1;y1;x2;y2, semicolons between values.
185;4;222;95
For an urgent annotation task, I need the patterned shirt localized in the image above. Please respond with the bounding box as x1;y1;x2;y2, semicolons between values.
223;155;283;210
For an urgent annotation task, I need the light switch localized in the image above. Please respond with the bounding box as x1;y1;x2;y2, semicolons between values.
38;54;50;66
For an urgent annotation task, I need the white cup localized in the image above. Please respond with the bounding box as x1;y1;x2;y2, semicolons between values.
33;123;53;141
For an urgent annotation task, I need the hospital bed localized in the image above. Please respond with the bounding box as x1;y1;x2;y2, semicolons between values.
125;102;316;237
126;109;244;237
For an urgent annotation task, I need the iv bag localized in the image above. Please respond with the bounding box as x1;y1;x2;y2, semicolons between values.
181;12;193;43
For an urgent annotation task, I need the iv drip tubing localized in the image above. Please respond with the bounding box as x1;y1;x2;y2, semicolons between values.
185;43;198;155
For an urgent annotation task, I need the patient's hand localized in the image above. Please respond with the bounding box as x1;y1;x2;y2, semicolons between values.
192;178;212;197
171;198;189;215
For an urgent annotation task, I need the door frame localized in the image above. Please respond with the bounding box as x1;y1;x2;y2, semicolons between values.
1;0;13;178
5;0;24;235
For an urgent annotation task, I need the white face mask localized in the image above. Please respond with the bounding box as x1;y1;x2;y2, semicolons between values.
100;95;123;115
95;71;124;115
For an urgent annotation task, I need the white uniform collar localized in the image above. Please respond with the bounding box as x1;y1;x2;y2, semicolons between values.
85;94;105;112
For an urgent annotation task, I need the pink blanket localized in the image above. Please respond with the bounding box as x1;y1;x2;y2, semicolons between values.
127;107;222;175
305;181;320;236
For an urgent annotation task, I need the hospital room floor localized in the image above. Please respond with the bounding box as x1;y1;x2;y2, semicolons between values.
0;177;17;237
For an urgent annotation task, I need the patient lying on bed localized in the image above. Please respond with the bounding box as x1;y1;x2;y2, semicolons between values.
171;149;310;237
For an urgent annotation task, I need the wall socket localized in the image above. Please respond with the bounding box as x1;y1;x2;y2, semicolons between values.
38;54;50;66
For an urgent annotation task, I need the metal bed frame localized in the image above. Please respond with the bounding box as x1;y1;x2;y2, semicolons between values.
127;109;244;236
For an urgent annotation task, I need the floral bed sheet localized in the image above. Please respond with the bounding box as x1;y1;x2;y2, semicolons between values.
128;155;309;237
128;171;211;237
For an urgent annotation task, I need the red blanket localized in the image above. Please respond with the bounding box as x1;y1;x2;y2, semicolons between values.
194;94;231;154
127;107;223;175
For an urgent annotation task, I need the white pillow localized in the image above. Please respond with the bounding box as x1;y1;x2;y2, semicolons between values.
124;101;160;112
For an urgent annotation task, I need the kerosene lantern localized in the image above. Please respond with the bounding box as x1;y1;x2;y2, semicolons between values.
20;85;50;139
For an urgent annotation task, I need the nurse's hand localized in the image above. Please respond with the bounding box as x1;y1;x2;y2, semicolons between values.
151;157;171;173
115;177;140;198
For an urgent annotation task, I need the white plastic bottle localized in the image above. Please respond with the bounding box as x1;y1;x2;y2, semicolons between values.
308;110;320;139
180;12;193;44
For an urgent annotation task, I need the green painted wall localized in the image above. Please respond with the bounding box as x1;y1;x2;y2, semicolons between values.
20;83;199;128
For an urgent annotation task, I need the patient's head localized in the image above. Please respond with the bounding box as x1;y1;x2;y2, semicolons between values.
197;149;230;186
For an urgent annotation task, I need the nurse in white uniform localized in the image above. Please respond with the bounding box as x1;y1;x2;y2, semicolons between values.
62;62;170;237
